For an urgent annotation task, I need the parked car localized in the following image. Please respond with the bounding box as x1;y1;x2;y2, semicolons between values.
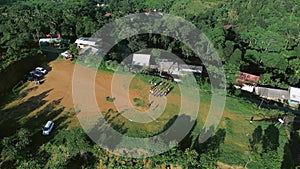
42;121;54;135
29;70;44;79
35;67;47;74
61;51;70;58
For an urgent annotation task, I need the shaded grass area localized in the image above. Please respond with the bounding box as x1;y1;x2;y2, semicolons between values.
101;102;182;138
215;95;289;166
0;83;80;168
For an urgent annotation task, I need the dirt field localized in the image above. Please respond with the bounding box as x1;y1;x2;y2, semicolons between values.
23;60;145;112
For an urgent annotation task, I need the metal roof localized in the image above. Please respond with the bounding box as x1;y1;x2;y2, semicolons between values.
289;87;300;102
255;87;289;100
132;54;151;67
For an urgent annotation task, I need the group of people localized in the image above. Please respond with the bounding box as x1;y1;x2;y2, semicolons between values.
149;79;174;97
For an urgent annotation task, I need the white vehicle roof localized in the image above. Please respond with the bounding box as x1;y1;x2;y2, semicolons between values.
44;121;53;128
61;51;69;57
36;67;44;70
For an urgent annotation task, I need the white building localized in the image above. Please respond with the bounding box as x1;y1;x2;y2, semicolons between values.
254;86;289;101
75;37;102;49
289;87;300;104
132;54;151;67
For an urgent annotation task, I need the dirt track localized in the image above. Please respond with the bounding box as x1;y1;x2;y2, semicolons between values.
25;60;150;114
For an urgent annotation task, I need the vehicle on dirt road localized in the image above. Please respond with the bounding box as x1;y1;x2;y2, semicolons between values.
35;67;47;74
29;70;44;79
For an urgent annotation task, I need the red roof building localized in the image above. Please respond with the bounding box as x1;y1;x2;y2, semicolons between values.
224;25;232;30
104;13;112;17
144;10;151;13
236;72;260;86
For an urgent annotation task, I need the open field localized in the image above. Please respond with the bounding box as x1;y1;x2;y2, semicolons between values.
0;59;289;167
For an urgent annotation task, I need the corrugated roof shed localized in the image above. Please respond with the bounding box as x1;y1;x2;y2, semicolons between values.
75;37;101;46
255;87;289;100
289;87;300;102
132;54;151;67
180;64;203;73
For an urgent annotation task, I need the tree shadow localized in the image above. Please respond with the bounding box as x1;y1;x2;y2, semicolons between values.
65;152;97;169
194;127;226;156
293;115;300;131
197;125;215;144
178;119;197;150
262;124;279;152
0;54;47;94
25;98;69;150
0;89;53;138
281;142;295;169
17;86;39;99
103;109;122;124
0;159;17;169
0;95;72;168
288;130;300;167
159;114;196;148
88;114;128;151
249;125;263;152
0;85;39;110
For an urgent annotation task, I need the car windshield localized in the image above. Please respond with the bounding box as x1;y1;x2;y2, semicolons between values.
43;122;52;130
43;126;49;130
35;71;43;75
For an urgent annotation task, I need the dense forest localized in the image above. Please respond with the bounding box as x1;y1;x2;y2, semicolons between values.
0;0;299;88
0;0;299;168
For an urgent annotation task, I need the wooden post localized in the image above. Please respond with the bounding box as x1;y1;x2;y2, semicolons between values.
258;98;264;109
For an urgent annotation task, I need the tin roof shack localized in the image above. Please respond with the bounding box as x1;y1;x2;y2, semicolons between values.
75;37;102;49
235;72;260;92
254;87;289;103
74;37;103;56
157;59;202;76
132;54;151;67
289;87;300;105
179;64;203;75
157;59;178;75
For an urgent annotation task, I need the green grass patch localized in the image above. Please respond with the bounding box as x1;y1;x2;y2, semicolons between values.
133;98;147;108
13;81;29;93
105;96;115;102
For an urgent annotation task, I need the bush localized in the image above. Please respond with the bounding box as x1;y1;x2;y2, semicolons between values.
106;96;115;102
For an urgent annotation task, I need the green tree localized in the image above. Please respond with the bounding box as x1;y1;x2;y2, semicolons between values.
68;44;78;57
1;128;31;161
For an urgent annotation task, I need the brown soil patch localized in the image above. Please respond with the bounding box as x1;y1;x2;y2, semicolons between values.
23;60;159;118
217;161;246;169
221;121;226;127
223;111;242;120
129;89;150;112
25;61;75;109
